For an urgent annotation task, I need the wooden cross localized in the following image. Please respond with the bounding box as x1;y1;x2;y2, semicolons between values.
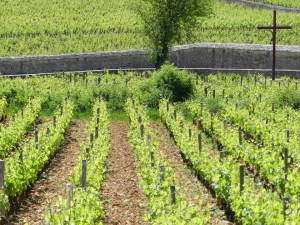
257;10;292;80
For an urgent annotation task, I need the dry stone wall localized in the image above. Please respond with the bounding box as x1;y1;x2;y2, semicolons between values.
218;0;300;13
0;43;300;78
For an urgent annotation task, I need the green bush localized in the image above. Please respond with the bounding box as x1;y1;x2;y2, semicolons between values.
153;63;195;102
138;64;195;107
274;89;300;110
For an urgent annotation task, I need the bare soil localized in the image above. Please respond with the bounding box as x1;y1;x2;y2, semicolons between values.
151;122;232;225
8;119;87;225
101;121;147;225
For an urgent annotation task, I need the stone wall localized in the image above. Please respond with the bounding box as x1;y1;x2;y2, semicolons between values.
218;0;300;13
1;43;300;78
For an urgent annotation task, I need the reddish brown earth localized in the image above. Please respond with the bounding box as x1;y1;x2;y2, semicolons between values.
7;119;231;225
151;122;232;225
8;119;87;224
101;121;148;225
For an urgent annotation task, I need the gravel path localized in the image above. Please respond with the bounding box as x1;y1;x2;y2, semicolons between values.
101;121;147;225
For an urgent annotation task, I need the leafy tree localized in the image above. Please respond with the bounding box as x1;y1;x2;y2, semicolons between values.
137;0;214;69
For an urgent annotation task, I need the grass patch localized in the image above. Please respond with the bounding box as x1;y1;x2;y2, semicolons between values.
147;108;160;122
110;112;129;121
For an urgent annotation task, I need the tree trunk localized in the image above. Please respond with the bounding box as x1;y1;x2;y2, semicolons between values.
155;43;169;69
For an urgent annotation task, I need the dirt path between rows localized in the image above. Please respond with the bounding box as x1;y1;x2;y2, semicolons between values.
9;119;87;225
151;122;231;225
101;121;147;225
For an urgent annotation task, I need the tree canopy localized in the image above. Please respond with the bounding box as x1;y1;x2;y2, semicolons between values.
137;0;214;69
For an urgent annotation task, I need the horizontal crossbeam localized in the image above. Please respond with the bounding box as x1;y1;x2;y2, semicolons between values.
257;26;292;29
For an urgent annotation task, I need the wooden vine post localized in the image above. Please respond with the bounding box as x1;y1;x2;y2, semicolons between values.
140;124;144;140
66;183;73;210
35;131;38;149
284;129;290;182
170;186;176;204
82;160;87;188
240;165;245;195
198;134;202;153
0;160;4;217
283;197;290;220
239;129;243;145
159;165;165;181
53;116;56;128
150;152;154;168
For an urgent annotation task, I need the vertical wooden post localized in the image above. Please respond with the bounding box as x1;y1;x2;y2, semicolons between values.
147;134;151;146
0;160;4;216
53;116;56;128
35;131;38;149
82;160;87;188
150;152;154;168
284;148;288;182
160;165;165;181
166;101;169;112
46;127;50;135
60;105;63;116
222;89;225;98
66;183;73;210
272;103;275;112
257;134;262;144
198;134;202;153
220;151;224;161
264;77;267;89
188;128;192;140
86;148;90;158
97;117;100;126
90;133;94;144
173;110;177;121
35;131;38;143
21;107;24;117
140;124;144;140
239;129;243;145
97;108;100;117
259;93;262;102
283;197;290;220
95;127;99;139
213;90;215;99
200;103;203;116
170;186;176;204
223;119;227;130
197;119;202;130
240;165;245;195
138;116;142;123
286;113;289;120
